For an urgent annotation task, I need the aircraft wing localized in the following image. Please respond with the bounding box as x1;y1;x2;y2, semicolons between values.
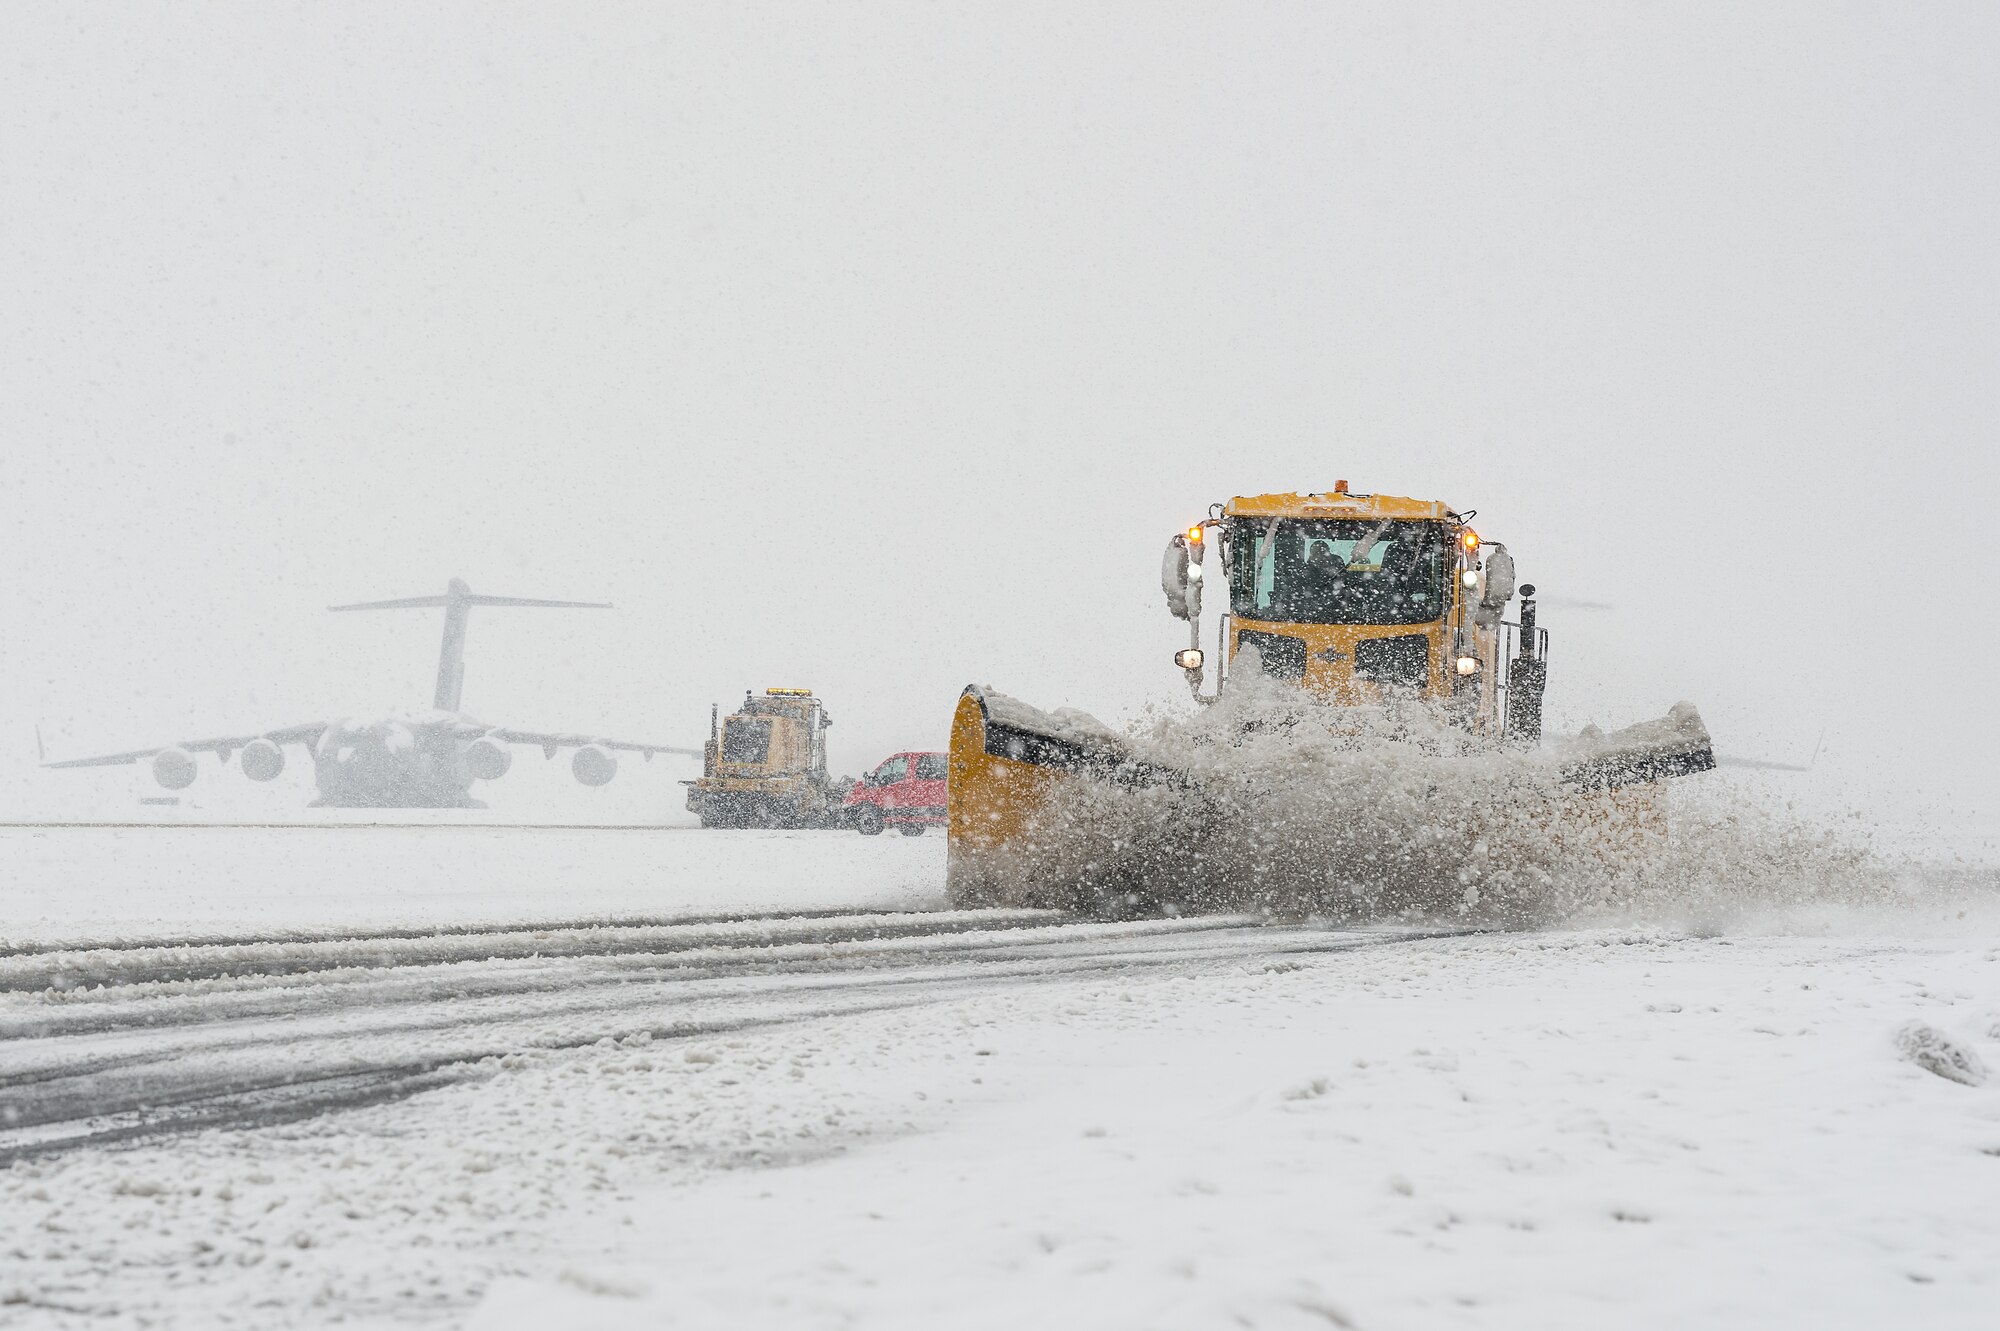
43;723;328;768
1716;730;1823;773
484;727;703;760
1713;754;1812;772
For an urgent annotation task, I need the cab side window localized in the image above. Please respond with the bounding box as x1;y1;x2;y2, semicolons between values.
914;754;947;780
875;756;909;784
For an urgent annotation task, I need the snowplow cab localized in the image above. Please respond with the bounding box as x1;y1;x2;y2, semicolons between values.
1186;489;1509;717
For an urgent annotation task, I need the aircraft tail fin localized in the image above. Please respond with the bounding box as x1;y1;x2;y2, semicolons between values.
330;594;450;611
327;579;613;712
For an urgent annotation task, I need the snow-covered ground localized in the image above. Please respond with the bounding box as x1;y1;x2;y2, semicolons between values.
2;827;1996;1329
0;825;943;946
477;930;2000;1331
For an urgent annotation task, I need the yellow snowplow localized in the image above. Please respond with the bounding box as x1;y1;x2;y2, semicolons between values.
685;688;852;829
947;486;1715;916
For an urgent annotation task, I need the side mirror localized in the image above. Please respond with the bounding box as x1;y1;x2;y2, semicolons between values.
1161;535;1203;621
1480;544;1516;611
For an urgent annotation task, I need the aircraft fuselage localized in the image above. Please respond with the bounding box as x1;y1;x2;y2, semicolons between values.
310;714;485;808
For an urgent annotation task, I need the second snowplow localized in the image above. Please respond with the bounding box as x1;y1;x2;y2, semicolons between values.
947;485;1715;916
686;688;851;829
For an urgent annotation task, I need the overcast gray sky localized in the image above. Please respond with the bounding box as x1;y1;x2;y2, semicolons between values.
3;2;1994;836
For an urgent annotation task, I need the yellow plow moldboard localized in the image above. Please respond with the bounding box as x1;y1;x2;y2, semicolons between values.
944;683;1717;919
945;685;1191;912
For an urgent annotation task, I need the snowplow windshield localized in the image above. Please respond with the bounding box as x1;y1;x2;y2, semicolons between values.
1227;517;1449;626
721;718;772;764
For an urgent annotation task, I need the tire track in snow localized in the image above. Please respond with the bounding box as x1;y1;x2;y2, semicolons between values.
0;903;940;959
0;916;1258;1049
0;909;1066;990
0;923;1309;1104
0;911;1461;1164
0;921;1272;1094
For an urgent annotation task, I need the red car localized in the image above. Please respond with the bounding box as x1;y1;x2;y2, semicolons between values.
846;751;948;836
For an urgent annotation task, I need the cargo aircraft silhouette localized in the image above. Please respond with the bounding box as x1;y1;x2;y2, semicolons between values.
46;579;699;807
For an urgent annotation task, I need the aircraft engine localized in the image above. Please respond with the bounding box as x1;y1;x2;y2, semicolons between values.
464;733;513;781
571;745;617;787
151;747;197;790
239;738;286;782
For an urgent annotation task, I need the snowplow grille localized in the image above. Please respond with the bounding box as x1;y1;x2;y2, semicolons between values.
1354;634;1429;687
1236;629;1306;680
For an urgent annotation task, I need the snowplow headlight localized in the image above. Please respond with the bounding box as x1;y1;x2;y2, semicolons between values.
1186;561;1203;582
1175;648;1205;671
1455;655;1481;676
1461;570;1479;588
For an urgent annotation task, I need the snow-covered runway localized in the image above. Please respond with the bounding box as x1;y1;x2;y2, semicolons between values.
2;906;1435;1164
1;826;1995;1329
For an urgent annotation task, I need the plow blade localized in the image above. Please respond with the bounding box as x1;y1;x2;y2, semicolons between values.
1555;702;1716;788
945;686;1189;910
946;684;1716;915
